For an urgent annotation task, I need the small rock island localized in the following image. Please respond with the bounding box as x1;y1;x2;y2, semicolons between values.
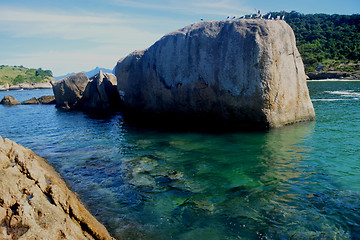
115;19;315;129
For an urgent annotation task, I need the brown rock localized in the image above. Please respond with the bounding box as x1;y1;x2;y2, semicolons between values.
51;72;121;114
22;97;40;105
51;73;90;110
79;70;122;114
38;95;56;104
0;136;114;240
0;95;20;105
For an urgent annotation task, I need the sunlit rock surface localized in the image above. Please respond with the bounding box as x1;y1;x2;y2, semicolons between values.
115;19;315;129
0;136;114;240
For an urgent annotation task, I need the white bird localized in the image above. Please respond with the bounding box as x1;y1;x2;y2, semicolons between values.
250;14;253;19
268;14;271;19
281;15;285;20
276;16;281;20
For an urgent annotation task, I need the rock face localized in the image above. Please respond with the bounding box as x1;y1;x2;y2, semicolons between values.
0;136;114;240
115;19;315;129
80;71;122;114
51;73;90;110
51;71;121;114
1;95;20;105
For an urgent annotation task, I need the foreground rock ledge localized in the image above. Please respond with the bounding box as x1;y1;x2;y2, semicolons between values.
116;19;315;129
0;136;114;240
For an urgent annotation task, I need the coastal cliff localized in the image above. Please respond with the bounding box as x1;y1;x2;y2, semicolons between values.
115;19;315;129
0;136;114;240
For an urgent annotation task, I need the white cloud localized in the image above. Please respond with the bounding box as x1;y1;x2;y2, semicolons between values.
0;6;161;44
111;0;253;16
0;1;253;76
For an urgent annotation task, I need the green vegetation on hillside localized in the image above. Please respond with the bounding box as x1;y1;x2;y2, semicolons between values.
265;11;360;72
0;65;53;85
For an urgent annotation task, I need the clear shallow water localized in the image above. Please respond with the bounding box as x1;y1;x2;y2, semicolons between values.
0;82;359;239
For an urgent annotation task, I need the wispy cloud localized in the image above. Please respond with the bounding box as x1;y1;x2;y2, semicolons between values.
0;7;113;24
0;6;161;44
111;0;253;16
0;5;166;75
0;1;253;75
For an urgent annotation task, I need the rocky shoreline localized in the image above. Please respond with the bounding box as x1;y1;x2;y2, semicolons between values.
307;70;360;80
0;136;114;240
0;95;55;105
0;82;53;91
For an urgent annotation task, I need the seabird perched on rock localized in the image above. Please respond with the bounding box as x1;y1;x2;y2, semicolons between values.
257;10;261;18
281;15;285;20
276;16;281;20
268;14;271;19
227;16;230;19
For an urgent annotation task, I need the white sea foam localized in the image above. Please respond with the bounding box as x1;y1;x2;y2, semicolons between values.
325;90;360;98
307;79;360;82
312;99;348;102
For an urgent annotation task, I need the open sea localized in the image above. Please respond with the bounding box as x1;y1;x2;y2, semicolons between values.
0;80;359;239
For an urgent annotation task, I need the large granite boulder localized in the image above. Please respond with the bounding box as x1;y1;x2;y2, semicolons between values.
51;73;89;110
0;136;114;240
115;19;315;129
51;72;121;114
1;95;20;105
79;71;122;114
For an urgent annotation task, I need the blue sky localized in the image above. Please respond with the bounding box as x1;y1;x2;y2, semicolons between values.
0;0;359;76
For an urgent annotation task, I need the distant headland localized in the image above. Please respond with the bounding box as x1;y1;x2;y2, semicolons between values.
0;65;53;91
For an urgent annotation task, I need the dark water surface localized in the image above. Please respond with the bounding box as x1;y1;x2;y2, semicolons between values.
0;81;359;239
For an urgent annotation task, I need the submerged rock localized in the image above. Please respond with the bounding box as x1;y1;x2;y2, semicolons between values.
0;136;114;240
115;19;315;129
0;95;20;105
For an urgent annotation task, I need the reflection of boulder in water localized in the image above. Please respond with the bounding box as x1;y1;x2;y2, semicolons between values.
122;121;353;239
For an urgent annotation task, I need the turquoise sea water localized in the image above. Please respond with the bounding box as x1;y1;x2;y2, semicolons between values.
0;81;359;239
